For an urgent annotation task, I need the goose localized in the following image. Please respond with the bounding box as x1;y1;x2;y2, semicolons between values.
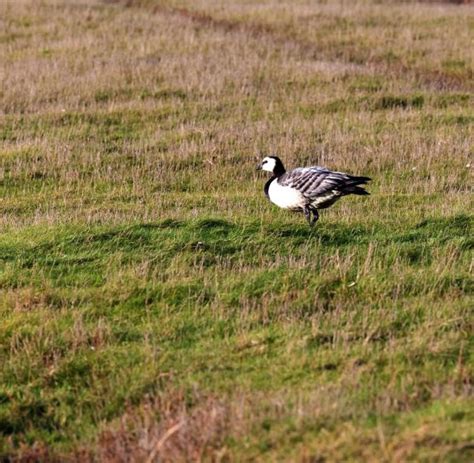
257;156;371;227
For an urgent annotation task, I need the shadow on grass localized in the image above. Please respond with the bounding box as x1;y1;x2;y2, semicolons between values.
1;214;470;268
267;213;472;247
415;214;472;235
137;219;185;229
268;223;372;246
194;218;235;230
393;214;472;245
78;219;447;252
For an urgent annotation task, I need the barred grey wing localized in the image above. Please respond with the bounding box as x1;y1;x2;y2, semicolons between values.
278;167;349;199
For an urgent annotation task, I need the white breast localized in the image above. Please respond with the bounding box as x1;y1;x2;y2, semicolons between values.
268;179;306;211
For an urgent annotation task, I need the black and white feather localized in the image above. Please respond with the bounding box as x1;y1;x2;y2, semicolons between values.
257;156;371;227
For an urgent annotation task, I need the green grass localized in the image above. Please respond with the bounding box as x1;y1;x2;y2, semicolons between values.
1;0;473;461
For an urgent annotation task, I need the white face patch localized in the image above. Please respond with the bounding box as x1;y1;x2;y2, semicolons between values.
260;156;276;173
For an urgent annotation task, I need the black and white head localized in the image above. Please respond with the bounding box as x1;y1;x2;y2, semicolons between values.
257;156;286;176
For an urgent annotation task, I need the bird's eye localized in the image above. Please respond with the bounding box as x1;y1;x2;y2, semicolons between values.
262;160;267;164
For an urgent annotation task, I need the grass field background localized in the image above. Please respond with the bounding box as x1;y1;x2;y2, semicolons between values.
1;0;473;461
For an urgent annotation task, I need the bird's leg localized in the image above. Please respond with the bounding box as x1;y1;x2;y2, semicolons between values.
311;209;319;227
303;207;312;227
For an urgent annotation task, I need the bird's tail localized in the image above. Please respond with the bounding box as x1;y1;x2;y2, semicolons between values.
342;176;371;195
347;186;370;195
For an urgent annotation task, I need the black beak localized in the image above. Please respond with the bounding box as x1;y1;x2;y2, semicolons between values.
256;164;262;171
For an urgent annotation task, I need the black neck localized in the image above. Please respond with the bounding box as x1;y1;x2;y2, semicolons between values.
272;159;286;177
264;176;275;198
274;166;285;177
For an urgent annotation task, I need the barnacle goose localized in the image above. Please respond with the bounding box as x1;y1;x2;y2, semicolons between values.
257;156;371;227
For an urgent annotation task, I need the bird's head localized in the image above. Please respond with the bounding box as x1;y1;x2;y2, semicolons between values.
257;156;286;176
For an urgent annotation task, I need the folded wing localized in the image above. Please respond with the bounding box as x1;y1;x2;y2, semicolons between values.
278;167;371;208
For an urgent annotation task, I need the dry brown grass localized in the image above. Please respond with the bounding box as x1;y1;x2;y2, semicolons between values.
15;384;469;462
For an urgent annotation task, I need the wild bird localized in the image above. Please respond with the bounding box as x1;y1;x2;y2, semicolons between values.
257;156;371;227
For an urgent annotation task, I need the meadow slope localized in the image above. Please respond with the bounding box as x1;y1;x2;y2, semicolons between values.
1;0;473;461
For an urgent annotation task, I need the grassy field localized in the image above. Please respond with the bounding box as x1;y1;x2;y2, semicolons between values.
1;0;473;461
